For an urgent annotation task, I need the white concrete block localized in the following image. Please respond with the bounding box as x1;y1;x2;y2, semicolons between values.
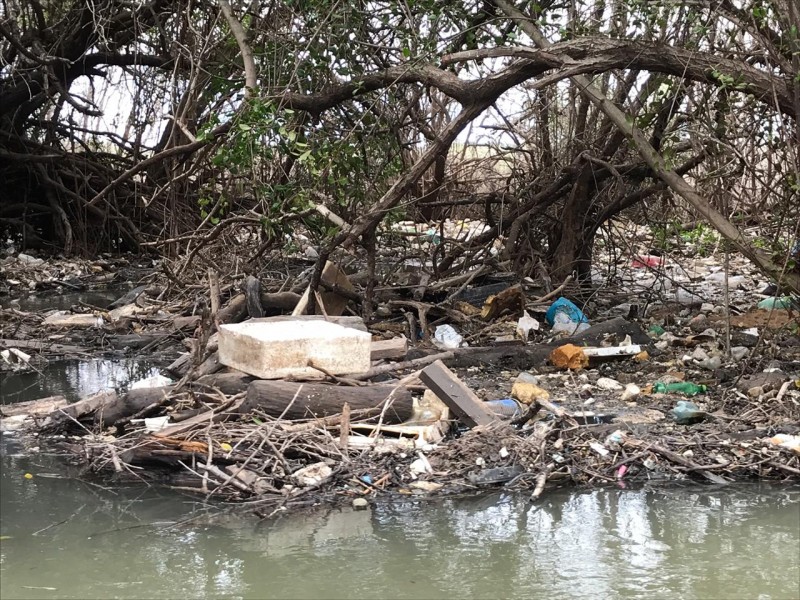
218;320;372;379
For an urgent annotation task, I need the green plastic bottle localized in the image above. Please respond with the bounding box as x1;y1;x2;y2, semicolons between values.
653;382;707;396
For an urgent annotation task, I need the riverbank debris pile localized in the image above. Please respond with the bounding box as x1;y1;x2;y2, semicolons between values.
1;240;800;509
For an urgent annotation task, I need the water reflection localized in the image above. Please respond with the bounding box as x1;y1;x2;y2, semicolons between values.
1;355;798;599
0;359;164;403
1;443;798;600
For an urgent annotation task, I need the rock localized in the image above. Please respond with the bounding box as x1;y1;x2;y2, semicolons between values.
688;313;708;333
352;498;369;510
736;371;790;394
730;346;749;361
596;377;623;391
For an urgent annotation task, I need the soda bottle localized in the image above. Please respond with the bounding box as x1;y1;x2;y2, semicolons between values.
653;382;707;396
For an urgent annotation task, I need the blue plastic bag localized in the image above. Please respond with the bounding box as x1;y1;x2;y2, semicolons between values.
545;297;589;326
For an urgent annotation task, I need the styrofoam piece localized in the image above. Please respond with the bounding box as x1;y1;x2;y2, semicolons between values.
582;345;642;358
218;320;371;379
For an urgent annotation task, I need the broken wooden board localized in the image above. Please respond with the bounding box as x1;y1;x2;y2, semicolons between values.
292;261;355;316
370;336;408;361
419;360;496;428
481;284;525;321
350;417;449;447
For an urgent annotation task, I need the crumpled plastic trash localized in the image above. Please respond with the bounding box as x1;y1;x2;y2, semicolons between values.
130;374;174;389
546;297;590;335
292;462;333;487
433;324;465;349
516;310;540;342
670;400;707;424
130;416;170;433
768;434;800;456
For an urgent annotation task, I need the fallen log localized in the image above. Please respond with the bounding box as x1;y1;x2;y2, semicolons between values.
44;390;117;429
260;291;302;311
217;293;248;324
0;338;88;355
0;395;68;417
100;386;174;426
239;381;414;423
107;333;172;349
194;372;255;395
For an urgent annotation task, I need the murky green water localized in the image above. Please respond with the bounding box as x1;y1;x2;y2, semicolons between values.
1;362;799;599
1;450;798;600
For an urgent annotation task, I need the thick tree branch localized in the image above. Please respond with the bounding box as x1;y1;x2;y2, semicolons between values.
494;0;800;293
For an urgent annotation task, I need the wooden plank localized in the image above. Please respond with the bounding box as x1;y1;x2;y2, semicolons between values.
292;261;354;316
419;360;496;428
371;336;408;361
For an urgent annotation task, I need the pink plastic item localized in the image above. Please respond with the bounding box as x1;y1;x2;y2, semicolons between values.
631;254;663;268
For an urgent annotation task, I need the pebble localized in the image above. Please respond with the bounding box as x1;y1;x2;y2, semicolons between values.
699;356;722;370
596;377;623;391
620;383;641;402
352;498;369;510
730;346;749;361
688;313;708;332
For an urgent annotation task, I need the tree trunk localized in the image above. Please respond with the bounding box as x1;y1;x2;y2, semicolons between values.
240;381;414;423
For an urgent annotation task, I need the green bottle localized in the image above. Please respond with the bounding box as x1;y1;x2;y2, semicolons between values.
653;382;707;396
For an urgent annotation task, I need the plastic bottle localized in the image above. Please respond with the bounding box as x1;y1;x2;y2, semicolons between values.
670;400;706;425
653;382;707;396
485;398;523;418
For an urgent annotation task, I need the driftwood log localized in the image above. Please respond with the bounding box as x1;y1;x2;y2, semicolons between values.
239;381;414;423
99;387;174;426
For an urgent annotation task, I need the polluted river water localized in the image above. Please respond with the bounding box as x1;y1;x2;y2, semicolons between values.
1;362;799;599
